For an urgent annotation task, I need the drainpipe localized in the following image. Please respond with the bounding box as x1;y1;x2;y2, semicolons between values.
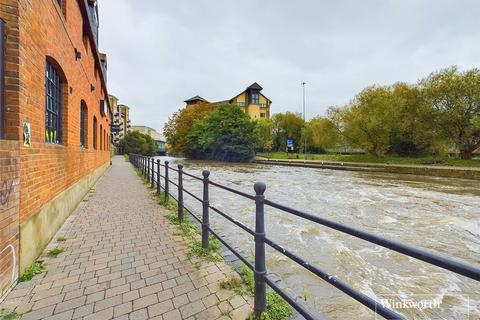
0;18;5;139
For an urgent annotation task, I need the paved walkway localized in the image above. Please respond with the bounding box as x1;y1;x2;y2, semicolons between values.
1;156;252;320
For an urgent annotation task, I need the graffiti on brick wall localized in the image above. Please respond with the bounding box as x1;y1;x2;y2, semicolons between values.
0;179;14;208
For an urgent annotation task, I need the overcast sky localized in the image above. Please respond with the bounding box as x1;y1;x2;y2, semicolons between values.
99;0;480;132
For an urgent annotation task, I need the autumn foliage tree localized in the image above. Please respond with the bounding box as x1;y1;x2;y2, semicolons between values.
163;102;216;155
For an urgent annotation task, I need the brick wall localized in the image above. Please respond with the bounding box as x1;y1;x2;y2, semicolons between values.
0;141;19;299
0;0;111;223
0;0;111;293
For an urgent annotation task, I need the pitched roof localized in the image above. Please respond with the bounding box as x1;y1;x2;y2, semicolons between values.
247;82;263;90
184;95;209;103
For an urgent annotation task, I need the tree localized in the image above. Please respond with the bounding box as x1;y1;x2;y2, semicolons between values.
120;131;157;156
338;86;396;156
388;83;443;155
255;118;274;153
421;67;480;159
302;117;340;153
163;102;216;156
185;104;258;162
271;112;305;152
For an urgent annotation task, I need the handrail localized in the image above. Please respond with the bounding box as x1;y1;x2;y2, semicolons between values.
128;154;480;320
264;199;480;281
208;180;256;200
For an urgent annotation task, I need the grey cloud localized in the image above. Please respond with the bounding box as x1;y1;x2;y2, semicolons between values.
99;0;480;131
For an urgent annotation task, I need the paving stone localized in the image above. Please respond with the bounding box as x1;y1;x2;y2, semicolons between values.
94;294;123;312
105;283;130;298
113;301;132;317
202;293;220;308
44;309;74;320
187;286;210;302
86;290;105;304
229;294;246;309
148;299;174;317
32;293;65;310
230;303;251;320
173;293;189;308
129;308;149;320
133;293;158;310
72;303;94;318
196;305;222;320
84;306;113;320
0;157;252;319
179;300;206;318
162;309;182;320
20;305;55;320
54;296;86;314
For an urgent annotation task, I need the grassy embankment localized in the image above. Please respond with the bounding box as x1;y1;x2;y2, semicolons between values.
257;152;480;168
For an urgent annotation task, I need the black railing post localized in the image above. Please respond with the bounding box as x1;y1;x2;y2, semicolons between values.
164;161;169;202
143;156;146;176
147;157;151;183
156;159;161;194
151;158;155;188
201;170;210;249
254;182;267;317
177;164;184;223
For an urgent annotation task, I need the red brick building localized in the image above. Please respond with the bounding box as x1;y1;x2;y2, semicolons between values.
0;0;111;298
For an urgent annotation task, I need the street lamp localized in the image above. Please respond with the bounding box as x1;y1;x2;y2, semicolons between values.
302;82;307;159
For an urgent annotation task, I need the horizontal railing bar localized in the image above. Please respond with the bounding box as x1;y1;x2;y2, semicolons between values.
207;226;254;271
264;276;318;320
184;205;202;224
208;180;255;200
209;205;255;236
264;199;480;281
182;188;203;203
263;237;404;319
182;171;203;181
168;180;179;188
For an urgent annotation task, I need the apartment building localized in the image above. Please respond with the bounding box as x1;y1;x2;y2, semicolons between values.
184;82;272;119
109;95;131;146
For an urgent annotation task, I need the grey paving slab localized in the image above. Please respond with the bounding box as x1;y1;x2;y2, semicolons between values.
0;156;252;319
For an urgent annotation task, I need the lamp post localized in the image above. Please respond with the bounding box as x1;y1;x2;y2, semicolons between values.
302;82;307;159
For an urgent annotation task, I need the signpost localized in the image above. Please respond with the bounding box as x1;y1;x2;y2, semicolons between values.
286;139;294;153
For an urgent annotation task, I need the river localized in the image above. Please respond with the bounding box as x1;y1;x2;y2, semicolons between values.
156;156;480;319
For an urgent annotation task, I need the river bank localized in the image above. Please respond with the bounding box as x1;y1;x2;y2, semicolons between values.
254;157;480;180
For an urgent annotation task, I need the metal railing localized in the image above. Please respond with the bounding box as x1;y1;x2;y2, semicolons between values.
129;154;480;320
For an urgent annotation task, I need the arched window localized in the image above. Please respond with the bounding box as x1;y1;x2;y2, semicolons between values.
93;116;97;149
80;102;87;148
45;60;63;144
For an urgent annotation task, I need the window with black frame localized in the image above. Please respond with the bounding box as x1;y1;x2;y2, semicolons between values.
80;103;87;147
93;116;97;149
45;61;62;144
250;92;259;104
